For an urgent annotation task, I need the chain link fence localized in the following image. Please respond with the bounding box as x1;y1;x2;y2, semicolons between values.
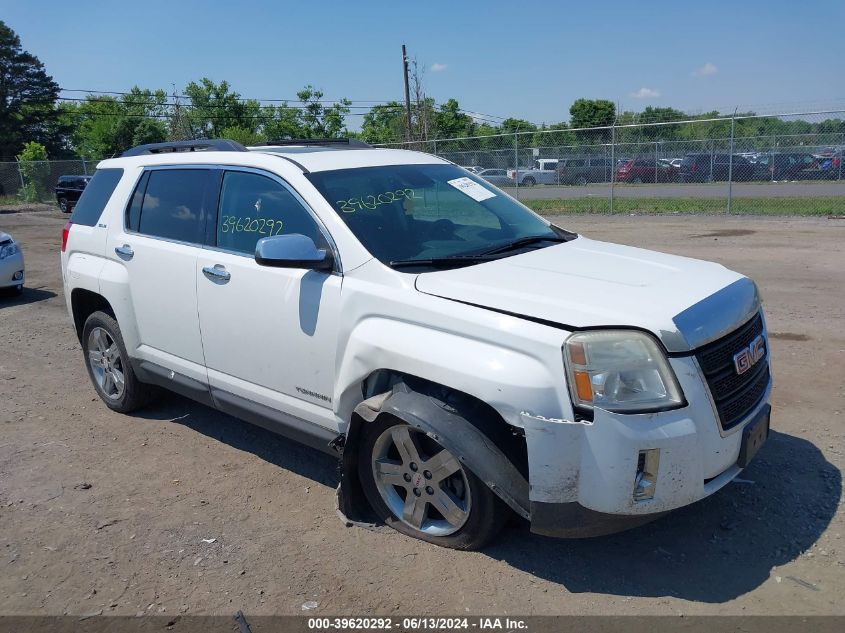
2;110;843;216
377;109;845;216
0;159;95;204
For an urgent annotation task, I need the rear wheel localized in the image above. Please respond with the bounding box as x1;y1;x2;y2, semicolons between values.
576;175;588;186
358;416;510;550
632;176;643;184
522;177;536;187
82;311;155;413
58;197;69;213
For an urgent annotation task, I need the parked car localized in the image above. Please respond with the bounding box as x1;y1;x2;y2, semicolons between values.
55;175;92;213
62;138;772;549
556;157;614;186
476;168;513;186
814;149;843;180
615;157;660;183
0;231;24;295
678;154;755;182
753;152;821;181
508;159;559;186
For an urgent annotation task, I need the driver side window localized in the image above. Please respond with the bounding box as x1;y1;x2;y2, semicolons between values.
216;171;325;255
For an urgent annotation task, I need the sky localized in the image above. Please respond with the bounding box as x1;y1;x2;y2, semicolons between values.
3;0;844;128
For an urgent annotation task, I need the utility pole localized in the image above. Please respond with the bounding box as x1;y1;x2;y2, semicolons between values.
402;44;413;143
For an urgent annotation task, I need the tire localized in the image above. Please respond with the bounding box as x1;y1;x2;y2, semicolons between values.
58;197;69;213
13;285;22;296
522;177;535;187
358;415;510;550
81;311;155;413
631;176;643;184
575;175;588;186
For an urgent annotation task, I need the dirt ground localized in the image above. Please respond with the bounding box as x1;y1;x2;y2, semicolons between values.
1;208;843;617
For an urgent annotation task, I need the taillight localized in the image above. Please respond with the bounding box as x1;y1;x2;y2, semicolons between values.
62;221;72;252
691;162;698;172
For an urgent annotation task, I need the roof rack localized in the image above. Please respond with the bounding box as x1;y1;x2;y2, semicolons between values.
260;138;372;149
121;139;248;157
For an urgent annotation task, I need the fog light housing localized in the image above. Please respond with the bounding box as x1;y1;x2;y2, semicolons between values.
13;271;23;280
633;449;660;501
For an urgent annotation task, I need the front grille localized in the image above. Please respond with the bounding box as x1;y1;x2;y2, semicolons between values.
695;313;769;430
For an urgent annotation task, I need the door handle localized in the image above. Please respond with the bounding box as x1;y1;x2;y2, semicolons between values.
115;244;134;259
202;264;231;282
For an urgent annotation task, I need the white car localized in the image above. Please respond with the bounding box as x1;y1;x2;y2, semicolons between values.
0;231;25;295
61;139;772;549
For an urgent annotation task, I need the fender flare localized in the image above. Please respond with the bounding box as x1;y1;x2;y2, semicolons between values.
336;381;530;526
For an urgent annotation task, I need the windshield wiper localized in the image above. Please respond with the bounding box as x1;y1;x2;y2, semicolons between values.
479;234;569;256
389;254;491;269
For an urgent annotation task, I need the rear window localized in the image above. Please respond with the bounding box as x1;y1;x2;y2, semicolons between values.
135;169;211;244
70;168;124;227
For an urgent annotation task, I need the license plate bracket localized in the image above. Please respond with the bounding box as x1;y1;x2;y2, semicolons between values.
737;404;770;468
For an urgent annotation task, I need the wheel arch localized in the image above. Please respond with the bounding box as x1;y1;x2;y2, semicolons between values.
70;288;115;342
337;374;530;527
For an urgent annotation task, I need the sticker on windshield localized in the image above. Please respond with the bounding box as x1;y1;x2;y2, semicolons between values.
447;177;496;202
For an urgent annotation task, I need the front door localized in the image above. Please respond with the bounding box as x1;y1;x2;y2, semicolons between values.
196;169;342;436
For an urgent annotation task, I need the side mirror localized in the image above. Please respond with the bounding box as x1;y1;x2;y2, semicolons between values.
254;234;334;271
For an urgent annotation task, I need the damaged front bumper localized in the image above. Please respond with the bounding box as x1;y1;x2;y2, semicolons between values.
521;355;772;538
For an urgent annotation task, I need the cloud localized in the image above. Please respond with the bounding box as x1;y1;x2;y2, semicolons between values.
630;87;660;99
431;63;447;72
693;62;718;76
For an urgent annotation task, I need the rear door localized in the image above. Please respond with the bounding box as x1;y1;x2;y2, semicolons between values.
106;166;214;394
195;168;343;437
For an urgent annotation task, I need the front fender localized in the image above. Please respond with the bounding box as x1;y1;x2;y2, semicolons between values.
334;316;564;428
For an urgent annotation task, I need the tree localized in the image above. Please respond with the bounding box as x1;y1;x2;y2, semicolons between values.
17;141;49;201
67;88;169;158
0;21;62;159
569;99;616;130
183;78;262;138
361;102;406;144
435;99;475;139
296;85;351;138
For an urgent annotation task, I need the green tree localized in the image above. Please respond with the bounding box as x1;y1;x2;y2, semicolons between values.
361;102;406;143
0;21;62;159
296;85;351;138
435;99;475;139
183;78;262;138
67;88;169;158
569;99;616;130
17;141;49;201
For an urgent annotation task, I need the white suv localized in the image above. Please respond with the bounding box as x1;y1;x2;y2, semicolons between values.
61;139;772;549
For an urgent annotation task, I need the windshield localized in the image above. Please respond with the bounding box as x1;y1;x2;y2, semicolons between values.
306;163;565;266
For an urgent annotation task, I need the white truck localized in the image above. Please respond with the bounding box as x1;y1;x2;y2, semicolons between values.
61;139;771;549
508;158;560;186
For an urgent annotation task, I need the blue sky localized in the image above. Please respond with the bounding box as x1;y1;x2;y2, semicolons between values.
3;0;844;128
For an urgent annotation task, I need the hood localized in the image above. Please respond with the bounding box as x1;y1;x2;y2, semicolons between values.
414;236;760;353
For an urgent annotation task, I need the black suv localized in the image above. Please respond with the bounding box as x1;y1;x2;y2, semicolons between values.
678;154;754;182
55;175;91;213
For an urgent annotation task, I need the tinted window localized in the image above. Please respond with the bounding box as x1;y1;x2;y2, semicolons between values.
216;171;325;255
137;169;209;243
70;168;124;227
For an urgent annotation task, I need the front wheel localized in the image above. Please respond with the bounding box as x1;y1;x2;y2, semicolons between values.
358;416;510;550
521;177;536;187
58;197;69;213
82;311;155;413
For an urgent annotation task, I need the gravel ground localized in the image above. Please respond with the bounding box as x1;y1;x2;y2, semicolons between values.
0;209;843;617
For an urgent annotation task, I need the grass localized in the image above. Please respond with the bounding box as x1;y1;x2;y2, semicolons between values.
523;197;845;216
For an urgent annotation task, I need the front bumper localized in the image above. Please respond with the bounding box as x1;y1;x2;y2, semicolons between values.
0;252;24;288
521;354;772;538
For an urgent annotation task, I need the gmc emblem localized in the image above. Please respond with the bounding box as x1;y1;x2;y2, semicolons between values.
733;334;766;375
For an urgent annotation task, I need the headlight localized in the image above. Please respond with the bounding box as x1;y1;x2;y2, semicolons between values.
564;330;684;414
0;242;19;260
